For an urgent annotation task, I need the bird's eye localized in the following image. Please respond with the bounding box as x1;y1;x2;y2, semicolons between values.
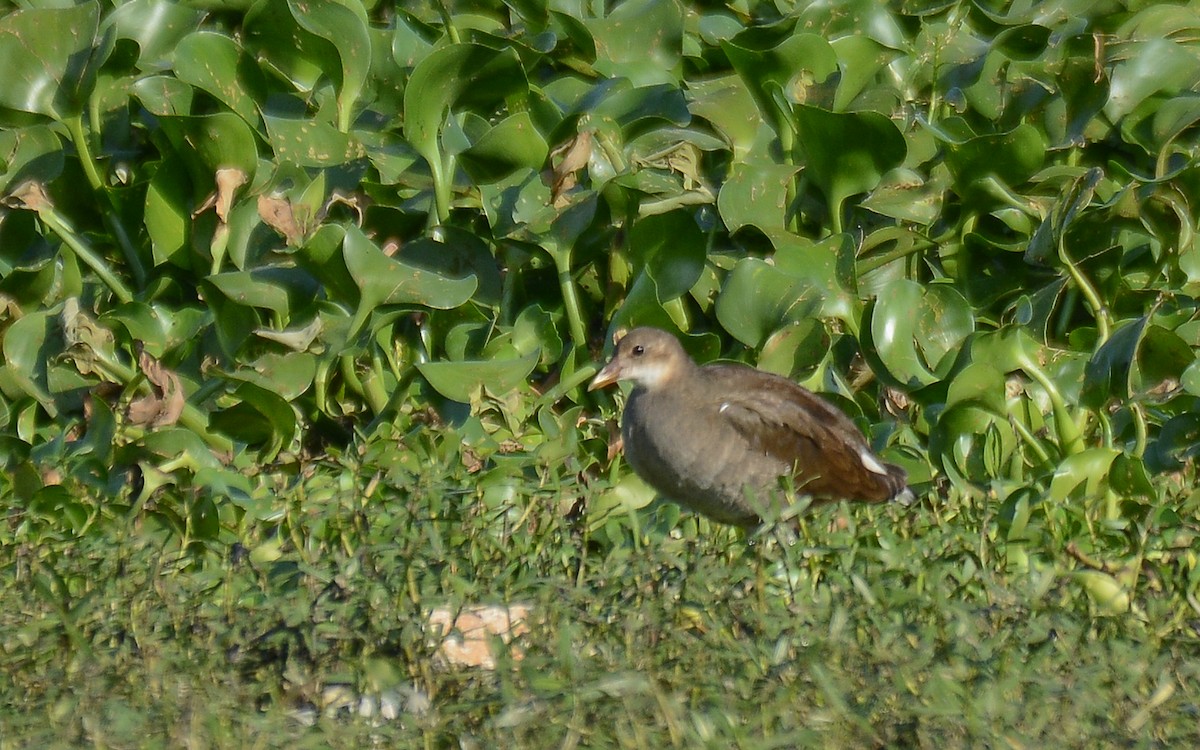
631;345;645;356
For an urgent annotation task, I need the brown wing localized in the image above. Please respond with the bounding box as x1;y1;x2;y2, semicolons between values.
703;364;906;501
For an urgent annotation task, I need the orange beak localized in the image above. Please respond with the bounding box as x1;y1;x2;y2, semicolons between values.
588;359;622;391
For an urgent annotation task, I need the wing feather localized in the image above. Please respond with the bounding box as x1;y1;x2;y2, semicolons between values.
703;364;905;500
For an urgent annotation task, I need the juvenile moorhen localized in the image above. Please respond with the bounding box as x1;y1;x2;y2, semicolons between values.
589;327;909;527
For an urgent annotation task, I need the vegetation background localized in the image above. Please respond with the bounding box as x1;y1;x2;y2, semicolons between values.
1;0;1198;746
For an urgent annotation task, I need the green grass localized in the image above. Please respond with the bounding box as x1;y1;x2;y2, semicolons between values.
4;431;1198;749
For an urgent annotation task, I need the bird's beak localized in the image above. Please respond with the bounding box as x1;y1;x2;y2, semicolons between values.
588;359;622;391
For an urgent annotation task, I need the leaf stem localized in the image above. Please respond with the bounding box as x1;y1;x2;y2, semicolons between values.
552;248;588;349
1059;237;1110;344
1017;350;1084;455
858;236;933;275
33;197;135;304
1007;405;1052;465
65;113;146;287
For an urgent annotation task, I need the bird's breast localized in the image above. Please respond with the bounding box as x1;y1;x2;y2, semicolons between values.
620;390;789;525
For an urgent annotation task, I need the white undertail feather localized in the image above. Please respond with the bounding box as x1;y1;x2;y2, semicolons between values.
859;449;889;476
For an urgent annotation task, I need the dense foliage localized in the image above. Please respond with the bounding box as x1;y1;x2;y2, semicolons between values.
1;0;1199;745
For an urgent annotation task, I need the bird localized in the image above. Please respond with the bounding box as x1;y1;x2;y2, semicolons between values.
588;327;910;528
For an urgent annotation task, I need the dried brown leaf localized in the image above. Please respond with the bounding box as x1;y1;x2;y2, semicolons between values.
215;167;249;222
258;194;305;246
127;350;185;428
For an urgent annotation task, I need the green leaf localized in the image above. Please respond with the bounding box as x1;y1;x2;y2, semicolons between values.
458;112;549;185
284;0;371;132
1106;37;1200;122
403;43;526;214
206;267;321;320
0;308;58;416
155;112;259;184
172;32;264;125
588;0;683;86
417;351;539;403
0;125;64;193
795;104;907;227
935;120;1046;207
210;382;296;461
0;3;105;119
107;0;206;71
865;279;973;388
685;74;762;159
144;157;192;267
716;256;838;349
1048;447;1120;504
722;27;838;137
716;161;799;236
342;225;477;340
263;114;367;167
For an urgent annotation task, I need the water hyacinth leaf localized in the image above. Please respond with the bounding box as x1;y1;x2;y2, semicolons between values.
1080;316;1165;409
717;161;799;236
404;43;526;192
210;382;296;461
393;227;502;306
172;32;264;126
458;112;549;185
132;75;194;117
0;308;58;416
1147;413;1200;472
513;304;563;366
284;0;371;131
722;27;838;135
866;279;939;388
138;427;225;471
1182;360;1200;396
0;126;64;193
243;0;364;110
610;210;706;332
929;402;1016;482
914;285;975;375
417;351;539;403
263;115;368;168
1135;325;1194;392
342;225;477;340
0;3;104;119
831;35;898;111
991;23;1052;61
756;319;827;378
1048;447;1120;504
206;267;321;320
144;156;192;267
1108;453;1155;500
106;0;206;71
102;302;207;359
936;121;1046;206
716;258;830;349
589;471;658;531
945;361;1007;414
1143;95;1200;155
585;82;692;133
226;350;318;401
861;168;943;225
794;105;906;225
156;112;259;186
391;12;434;69
588;0;683;86
685;74;761;158
1106;37;1200;123
628;210;706;301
